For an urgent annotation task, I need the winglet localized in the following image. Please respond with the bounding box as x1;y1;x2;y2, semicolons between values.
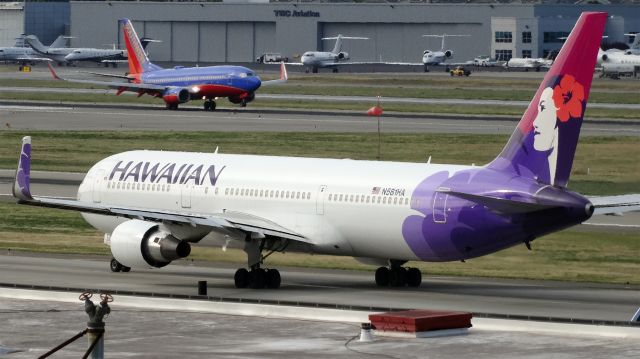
13;136;33;201
280;62;288;81
47;63;61;80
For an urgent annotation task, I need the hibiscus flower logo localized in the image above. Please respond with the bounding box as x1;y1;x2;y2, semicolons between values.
552;74;584;122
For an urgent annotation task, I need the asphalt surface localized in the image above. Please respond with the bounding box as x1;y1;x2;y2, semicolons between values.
3;297;638;359
3;86;640;110
1;253;639;324
1;102;638;135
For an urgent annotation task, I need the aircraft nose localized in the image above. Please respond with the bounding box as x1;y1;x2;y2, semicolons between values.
251;76;262;91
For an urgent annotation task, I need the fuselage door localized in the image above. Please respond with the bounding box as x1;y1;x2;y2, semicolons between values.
92;169;105;203
316;185;327;215
181;185;192;208
433;187;449;224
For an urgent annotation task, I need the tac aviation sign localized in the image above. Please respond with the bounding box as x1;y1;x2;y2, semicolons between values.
274;10;320;18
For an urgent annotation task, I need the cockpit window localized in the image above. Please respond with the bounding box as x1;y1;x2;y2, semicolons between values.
240;72;256;78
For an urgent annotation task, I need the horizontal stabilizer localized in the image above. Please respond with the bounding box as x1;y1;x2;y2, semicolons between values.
588;194;640;215
439;189;557;214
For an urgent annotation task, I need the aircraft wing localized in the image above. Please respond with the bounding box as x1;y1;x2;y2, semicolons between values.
587;194;640;215
47;63;166;93
12;136;309;243
260;62;288;86
84;71;135;80
15;55;52;62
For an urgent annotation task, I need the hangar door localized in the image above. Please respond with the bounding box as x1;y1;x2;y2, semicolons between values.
122;21;275;63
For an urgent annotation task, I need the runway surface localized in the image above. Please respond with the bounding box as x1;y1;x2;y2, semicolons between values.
2;86;640;110
1;102;638;135
1;253;638;324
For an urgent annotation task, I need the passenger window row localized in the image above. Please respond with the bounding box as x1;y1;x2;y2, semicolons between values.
328;193;410;206
106;181;171;192
224;187;312;200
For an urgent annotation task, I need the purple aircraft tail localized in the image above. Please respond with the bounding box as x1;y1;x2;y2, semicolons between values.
13;136;33;201
487;12;607;188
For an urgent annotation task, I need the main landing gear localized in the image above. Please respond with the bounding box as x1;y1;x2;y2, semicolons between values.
109;257;131;273
165;103;179;110
203;99;216;111
233;234;285;289
374;260;422;287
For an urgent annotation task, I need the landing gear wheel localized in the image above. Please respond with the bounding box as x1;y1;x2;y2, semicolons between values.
406;267;422;287
234;268;249;288
312;67;318;74
389;267;407;287
266;269;281;289
121;266;131;273
110;258;123;273
375;267;390;287
166;103;179;110
204;100;216;111
240;99;247;108
332;68;339;73
249;268;266;289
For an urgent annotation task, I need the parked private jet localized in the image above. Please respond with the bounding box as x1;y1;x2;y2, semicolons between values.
63;38;160;67
504;57;554;71
0;35;67;64
47;19;287;110
421;34;470;72
297;34;369;73
13;12;639;289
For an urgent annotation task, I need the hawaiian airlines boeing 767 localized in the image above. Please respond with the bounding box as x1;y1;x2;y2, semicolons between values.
13;12;639;289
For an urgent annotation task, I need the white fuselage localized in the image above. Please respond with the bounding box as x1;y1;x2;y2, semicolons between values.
78;151;471;261
300;51;344;68
505;58;553;69
598;51;640;66
0;47;39;61
422;51;447;65
64;48;126;62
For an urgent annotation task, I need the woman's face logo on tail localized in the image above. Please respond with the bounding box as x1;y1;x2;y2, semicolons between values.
533;87;557;152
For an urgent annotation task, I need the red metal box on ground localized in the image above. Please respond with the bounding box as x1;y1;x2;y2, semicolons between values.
369;310;472;333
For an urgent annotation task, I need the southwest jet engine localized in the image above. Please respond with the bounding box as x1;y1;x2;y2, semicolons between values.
109;220;191;269
162;87;190;106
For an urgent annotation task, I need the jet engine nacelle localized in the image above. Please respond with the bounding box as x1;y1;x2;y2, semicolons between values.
162;88;190;105
109;220;191;269
336;52;349;60
229;92;255;104
444;50;453;58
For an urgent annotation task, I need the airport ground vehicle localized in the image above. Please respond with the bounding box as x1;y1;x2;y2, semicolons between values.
450;66;471;76
256;53;288;63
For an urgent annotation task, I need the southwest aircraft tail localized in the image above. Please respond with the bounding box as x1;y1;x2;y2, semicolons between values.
488;12;606;188
119;18;162;77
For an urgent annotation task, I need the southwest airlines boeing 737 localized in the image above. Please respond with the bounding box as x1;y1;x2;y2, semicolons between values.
13;12;639;289
47;19;287;111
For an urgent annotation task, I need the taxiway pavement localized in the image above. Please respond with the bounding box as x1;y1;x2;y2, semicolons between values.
1;253;638;324
1;102;638;135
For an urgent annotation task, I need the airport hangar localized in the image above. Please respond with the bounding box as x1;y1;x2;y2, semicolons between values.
66;1;640;65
